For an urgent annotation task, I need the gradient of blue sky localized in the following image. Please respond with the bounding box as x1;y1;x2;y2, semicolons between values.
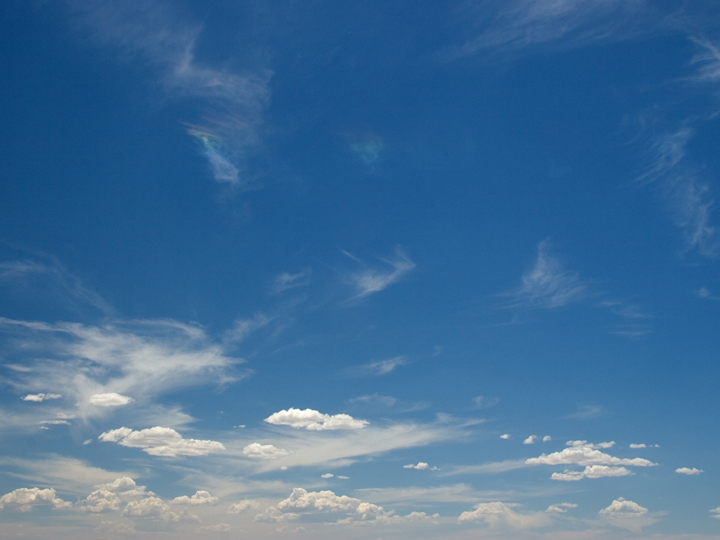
1;0;720;538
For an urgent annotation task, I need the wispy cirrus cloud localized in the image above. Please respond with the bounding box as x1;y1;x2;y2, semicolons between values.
443;0;647;61
506;240;588;309
638;128;718;256
345;247;416;299
66;0;270;186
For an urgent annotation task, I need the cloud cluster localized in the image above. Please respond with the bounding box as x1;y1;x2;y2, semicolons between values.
458;501;550;529
0;487;72;512
99;427;225;457
551;465;632;481
599;497;658;532
264;408;368;431
82;477;151;513
22;393;62;402
228;500;260;514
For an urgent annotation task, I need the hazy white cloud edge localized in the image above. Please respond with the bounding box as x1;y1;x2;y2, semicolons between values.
66;0;270;186
348;247;416;298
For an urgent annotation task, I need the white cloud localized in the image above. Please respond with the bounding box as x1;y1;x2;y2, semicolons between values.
523;435;538;444
68;1;270;186
228;500;259;514
347;247;415;298
99;426;225;457
676;467;703;475
22;393;62;402
711;507;720;519
691;38;720;85
337;476;349;480
546;503;578;513
242;443;289;459
200;523;231;532
0;487;72;512
96;477;151;500
356;356;410;376
551;465;633;481
629;443;646;448
89;392;134;407
171;490;219;506
472;396;500;409
543;435;552;442
223;313;272;345
500;434;511;439
264;408;368;431
123;497;179;522
83;489;121;513
271;270;312;295
404;462;438;471
458;501;551;528
599;497;659;532
526;440;656;468
509;241;587;309
321;473;334;478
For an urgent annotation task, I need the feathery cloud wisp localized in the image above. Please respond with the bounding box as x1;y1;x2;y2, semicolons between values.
347;247;416;298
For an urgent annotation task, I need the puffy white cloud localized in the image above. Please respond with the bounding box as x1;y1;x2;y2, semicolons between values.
599;497;658;532
546;503;577;513
458;502;550;528
171;490;218;506
88;392;134;407
242;443;289;459
255;488;425;525
523;435;538;444
22;393;61;402
264;408;368;431
83;490;121;513
99;426;225;457
403;462;438;471
500;434;511;439
551;465;633;481
542;435;551;442
526;440;656;468
96;477;151;500
676;467;703;475
123;497;179;521
0;487;72;512
228;500;259;514
711;507;720;519
629;443;646;448
321;473;334;478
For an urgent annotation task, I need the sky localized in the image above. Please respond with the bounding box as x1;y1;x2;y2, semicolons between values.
1;0;720;538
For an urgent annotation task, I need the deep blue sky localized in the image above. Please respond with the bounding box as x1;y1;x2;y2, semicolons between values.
1;1;720;538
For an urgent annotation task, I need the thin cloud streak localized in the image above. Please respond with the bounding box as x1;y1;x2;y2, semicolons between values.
67;0;270;186
346;247;416;299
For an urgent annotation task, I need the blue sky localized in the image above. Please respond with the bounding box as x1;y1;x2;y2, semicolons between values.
1;0;720;538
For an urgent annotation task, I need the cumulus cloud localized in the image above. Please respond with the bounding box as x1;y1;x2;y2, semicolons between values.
551;465;633;481
321;473;334;478
500;434;511;439
346;247;415;298
404;462;438;471
96;477;151;500
89;392;134;407
22;393;62;402
228;500;260;514
99;426;225;457
629;443;646;448
676;467;703;475
84;477;154;512
264;408;368;431
523;435;538;444
200;523;231;532
543;435;552;442
458;501;550;528
254;488;433;525
83;490;121;513
508;241;587;309
0;487;72;512
546;503;578;513
123;497;180;522
711;507;720;519
171;491;219;506
599;497;659;532
526;440;656;469
242;443;290;459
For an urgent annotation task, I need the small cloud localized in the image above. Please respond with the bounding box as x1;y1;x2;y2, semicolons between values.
546;503;578;513
223;313;272;345
349;136;384;165
321;473;334;479
355;356;409;376
500;434;511;440
507;240;587;309
629;443;646;449
711;507;720;519
337;476;349;480
472;396;499;409
228;500;259;514
188;129;240;184
89;393;134;407
523;435;538;445
171;491;219;506
599;497;659;532
347;394;398;408
22;393;62;402
565;405;603;420
346;247;415;299
200;523;231;532
404;462;438;471
271;269;312;295
242;443;289;459
234;425;246;429
551;465;633;481
83;439;93;445
676;467;703;475
543;436;551;442
264;408;368;431
99;426;225;457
